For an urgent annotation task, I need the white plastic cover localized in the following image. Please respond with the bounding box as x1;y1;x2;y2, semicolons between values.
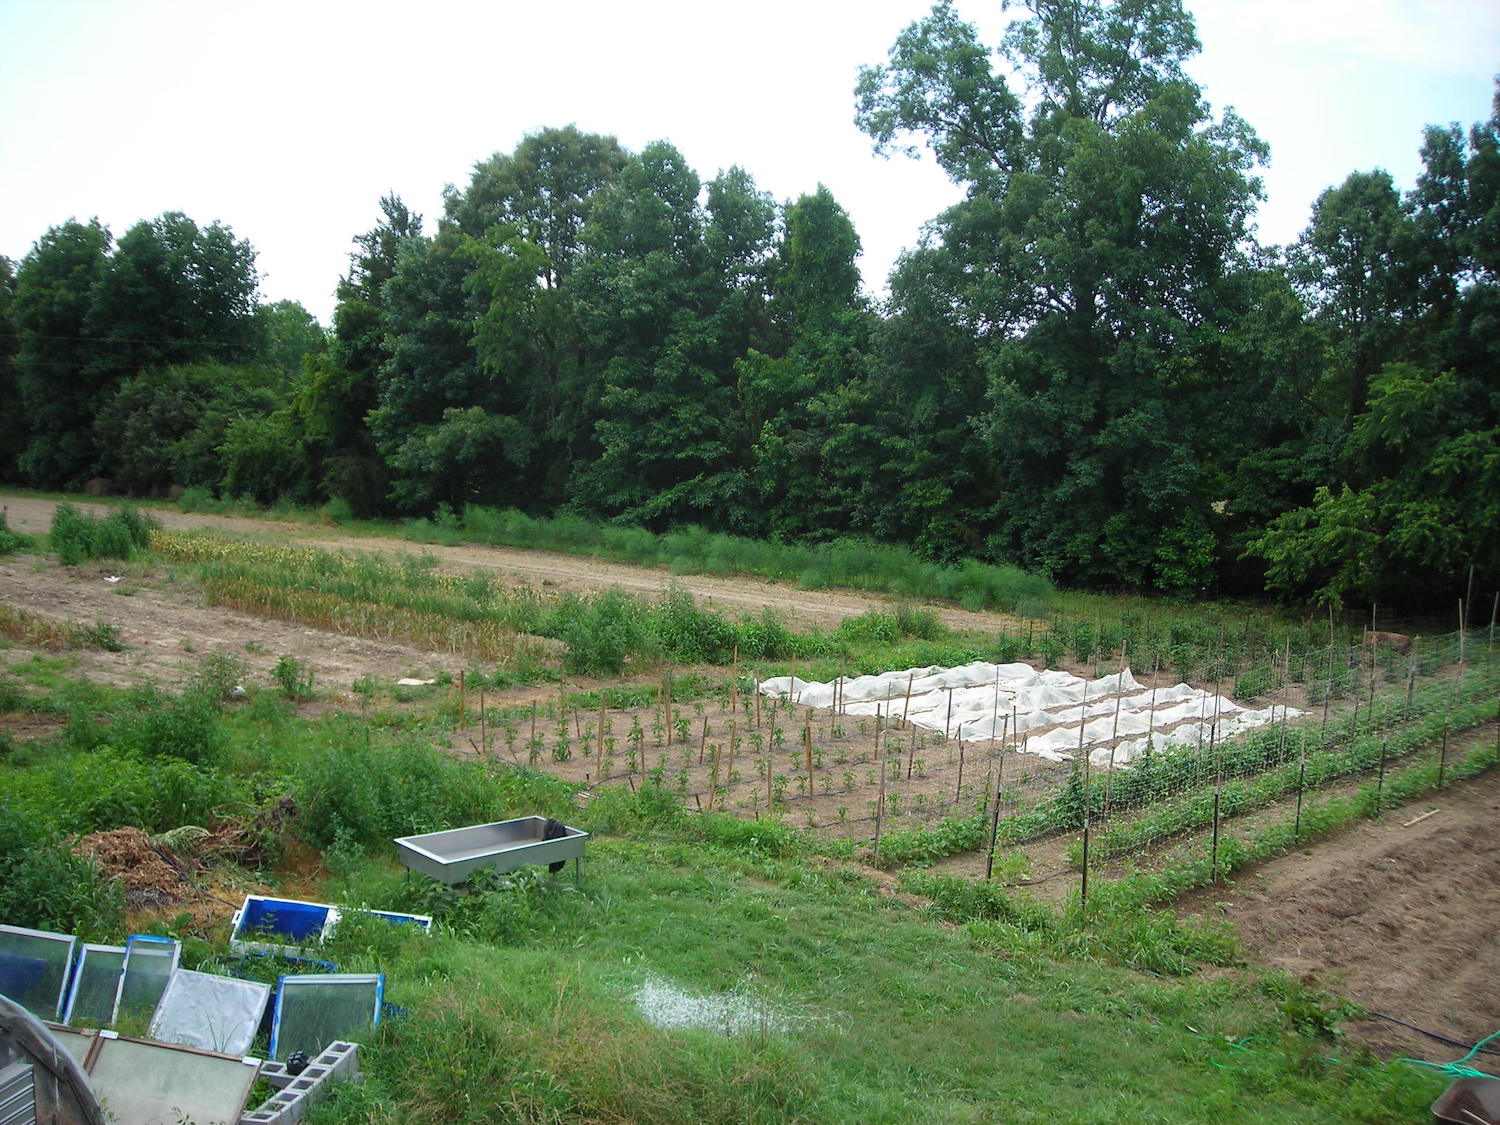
758;662;1302;769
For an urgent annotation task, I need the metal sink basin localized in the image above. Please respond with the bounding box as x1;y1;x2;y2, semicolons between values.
394;817;587;885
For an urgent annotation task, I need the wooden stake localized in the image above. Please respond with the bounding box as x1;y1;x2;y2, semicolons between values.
725;720;738;799
707;743;721;812
984;747;1003;881
874;754;886;864
901;671;915;726
699;716;708;765
804;714;814;786
1104;641;1127;816
766;743;773;810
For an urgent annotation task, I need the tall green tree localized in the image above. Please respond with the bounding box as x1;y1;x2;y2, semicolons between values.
316;195;424;512
252;299;325;382
447;130;629;505
566;146;786;529
1295;171;1412;423
744;186;881;542
0;256;22;481
1252;89;1500;609
12;219;112;486
85;212;259;382
857;0;1267;588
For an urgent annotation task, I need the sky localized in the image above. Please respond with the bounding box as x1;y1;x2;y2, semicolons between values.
0;0;1496;325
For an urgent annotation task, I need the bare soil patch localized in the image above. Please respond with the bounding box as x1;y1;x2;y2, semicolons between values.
0;494;1023;634
1177;766;1500;1062
0;554;467;694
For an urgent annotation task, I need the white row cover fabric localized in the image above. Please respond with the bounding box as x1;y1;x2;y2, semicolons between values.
759;663;1300;769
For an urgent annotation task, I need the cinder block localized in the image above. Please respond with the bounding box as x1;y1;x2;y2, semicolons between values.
239;1042;361;1125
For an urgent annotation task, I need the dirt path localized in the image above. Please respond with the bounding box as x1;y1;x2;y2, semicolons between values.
1177;766;1500;1062
0;494;1022;634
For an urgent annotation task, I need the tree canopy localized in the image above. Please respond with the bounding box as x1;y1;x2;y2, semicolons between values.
1;9;1494;613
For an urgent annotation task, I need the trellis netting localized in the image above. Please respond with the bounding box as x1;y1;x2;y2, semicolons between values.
758;662;1300;768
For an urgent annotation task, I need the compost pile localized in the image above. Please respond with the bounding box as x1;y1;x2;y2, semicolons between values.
74;827;195;912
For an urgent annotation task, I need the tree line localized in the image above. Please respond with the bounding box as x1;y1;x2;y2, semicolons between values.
1;0;1495;612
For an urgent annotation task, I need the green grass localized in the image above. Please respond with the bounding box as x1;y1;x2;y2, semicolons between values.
295;832;1442;1125
400;504;1057;617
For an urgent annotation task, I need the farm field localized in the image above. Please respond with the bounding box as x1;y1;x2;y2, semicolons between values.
1;494;1496;1122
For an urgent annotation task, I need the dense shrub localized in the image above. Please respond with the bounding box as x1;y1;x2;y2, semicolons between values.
0;804;123;939
64;685;225;767
0;512;28;555
649;583;738;664
49;502;158;565
291;727;575;848
557;590;648;676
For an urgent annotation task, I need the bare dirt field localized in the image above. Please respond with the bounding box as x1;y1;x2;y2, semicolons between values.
0;553;469;696
1177;764;1500;1064
0;495;1022;635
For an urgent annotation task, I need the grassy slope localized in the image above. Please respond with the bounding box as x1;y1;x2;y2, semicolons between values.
317;833;1438;1125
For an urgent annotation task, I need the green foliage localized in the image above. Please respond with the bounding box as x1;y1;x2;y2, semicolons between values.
11;744;235;836
0;511;29;555
558;589;647;676
272;654;316;701
413;507;1055;616
0;804;123;939
290;725;575;849
49;501;157;565
875;813;989;867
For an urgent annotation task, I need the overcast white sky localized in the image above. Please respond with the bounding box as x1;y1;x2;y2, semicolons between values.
1;0;1496;324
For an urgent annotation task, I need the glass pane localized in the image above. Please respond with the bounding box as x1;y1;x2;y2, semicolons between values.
64;944;125;1028
114;936;179;1028
0;924;76;1020
85;1035;259;1125
270;974;382;1061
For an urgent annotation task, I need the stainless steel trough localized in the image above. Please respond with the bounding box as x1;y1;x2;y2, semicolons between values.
394;817;588;885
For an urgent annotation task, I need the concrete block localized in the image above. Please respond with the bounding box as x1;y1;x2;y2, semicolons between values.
239;1042;360;1125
